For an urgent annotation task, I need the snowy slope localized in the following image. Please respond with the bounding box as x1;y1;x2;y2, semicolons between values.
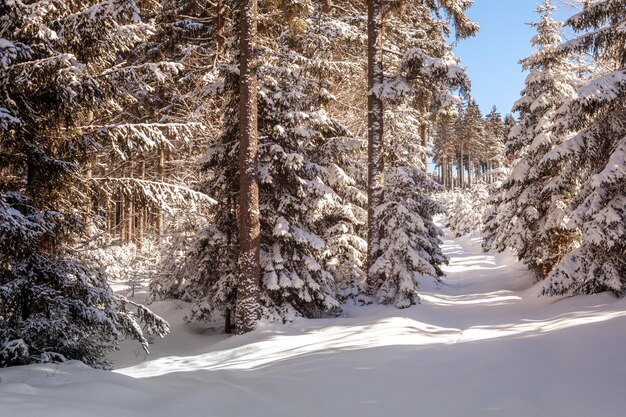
2;228;626;417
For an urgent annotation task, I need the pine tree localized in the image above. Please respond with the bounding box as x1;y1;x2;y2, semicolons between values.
0;0;169;368
432;111;458;189
366;0;477;307
483;106;506;183
90;0;217;251
459;99;485;187
541;0;626;296
371;167;447;307
483;0;582;280
171;0;367;325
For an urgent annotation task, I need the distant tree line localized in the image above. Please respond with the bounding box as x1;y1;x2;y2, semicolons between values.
432;101;515;189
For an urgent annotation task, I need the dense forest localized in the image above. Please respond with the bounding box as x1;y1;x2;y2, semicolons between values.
1;0;625;374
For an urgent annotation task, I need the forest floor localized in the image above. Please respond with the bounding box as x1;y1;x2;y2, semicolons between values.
2;226;626;416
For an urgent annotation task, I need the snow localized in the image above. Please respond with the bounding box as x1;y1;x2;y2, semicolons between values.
2;226;626;416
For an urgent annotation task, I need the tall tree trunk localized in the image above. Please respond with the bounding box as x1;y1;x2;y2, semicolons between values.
468;152;472;189
460;145;464;189
138;159;146;250
420;123;428;173
156;147;165;242
236;0;261;335
120;167;127;242
127;165;135;244
449;163;453;189
367;0;384;285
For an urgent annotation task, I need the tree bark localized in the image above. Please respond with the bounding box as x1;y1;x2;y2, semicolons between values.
459;145;465;189
468;152;472;189
128;166;135;244
156;147;165;242
138;159;146;250
236;0;261;335
420;123;428;173
120;167;127;242
367;0;384;286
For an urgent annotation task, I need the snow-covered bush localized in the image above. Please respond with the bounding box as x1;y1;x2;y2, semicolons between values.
85;240;159;298
441;184;489;237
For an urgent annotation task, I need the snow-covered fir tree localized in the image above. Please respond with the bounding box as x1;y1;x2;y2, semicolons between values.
482;106;507;183
164;1;368;325
459;99;485;188
371;167;448;307
444;184;489;237
366;0;477;307
540;0;626;296
482;0;582;281
0;0;170;368
432;111;459;190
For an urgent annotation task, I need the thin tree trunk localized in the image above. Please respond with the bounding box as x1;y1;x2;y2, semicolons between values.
460;145;464;189
468;152;472;189
138;159;146;250
420;123;428;173
128;165;134;244
367;0;384;286
85;165;93;236
120;167;127;242
224;308;233;334
449;163;453;189
236;0;261;335
156;147;165;242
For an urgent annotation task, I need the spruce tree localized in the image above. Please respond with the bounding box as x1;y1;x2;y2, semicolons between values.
541;0;626;295
366;0;477;307
483;0;582;280
174;0;367;325
0;0;169;368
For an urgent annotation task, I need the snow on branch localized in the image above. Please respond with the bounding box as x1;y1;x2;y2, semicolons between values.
0;38;32;69
83;122;206;160
0;107;20;129
91;177;216;214
99;61;184;100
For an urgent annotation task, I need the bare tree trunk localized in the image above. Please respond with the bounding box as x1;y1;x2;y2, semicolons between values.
85;165;93;236
460;145;464;189
468;152;472;189
224;308;233;334
107;200;114;235
442;158;447;190
367;0;384;286
449;163;453;189
120;167;127;242
128;165;135;244
156;147;165;243
138;159;146;250
236;0;261;335
420;123;428;173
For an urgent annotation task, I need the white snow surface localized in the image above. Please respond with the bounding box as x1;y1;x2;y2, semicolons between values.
2;226;626;416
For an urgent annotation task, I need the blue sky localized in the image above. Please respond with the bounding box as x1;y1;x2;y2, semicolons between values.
452;0;574;116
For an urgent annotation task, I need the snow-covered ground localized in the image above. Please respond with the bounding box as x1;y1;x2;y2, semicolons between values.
2;229;626;417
